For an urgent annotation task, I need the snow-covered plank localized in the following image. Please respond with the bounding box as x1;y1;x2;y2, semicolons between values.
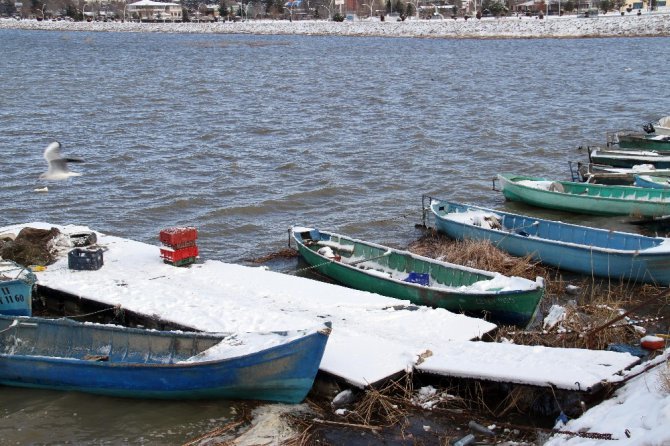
418;341;639;391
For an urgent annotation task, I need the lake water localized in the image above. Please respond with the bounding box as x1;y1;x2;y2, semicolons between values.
1;29;670;443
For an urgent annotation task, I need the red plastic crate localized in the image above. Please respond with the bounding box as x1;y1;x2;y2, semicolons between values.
160;245;199;263
159;227;197;248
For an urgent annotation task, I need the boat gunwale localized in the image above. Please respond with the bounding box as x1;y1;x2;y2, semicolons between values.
0;316;331;367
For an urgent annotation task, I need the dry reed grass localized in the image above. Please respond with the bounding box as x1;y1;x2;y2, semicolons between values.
407;229;564;296
247;248;299;264
181;408;252;446
660;359;670;395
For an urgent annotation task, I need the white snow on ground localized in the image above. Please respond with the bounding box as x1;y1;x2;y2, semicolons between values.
545;350;670;446
1;13;670;38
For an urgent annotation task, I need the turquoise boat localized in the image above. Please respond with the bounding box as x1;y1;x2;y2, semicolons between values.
291;226;545;327
497;173;670;217
634;174;670;190
0;261;36;316
430;199;670;286
0;315;330;402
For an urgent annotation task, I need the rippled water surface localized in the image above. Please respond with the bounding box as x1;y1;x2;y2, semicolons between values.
1;29;670;443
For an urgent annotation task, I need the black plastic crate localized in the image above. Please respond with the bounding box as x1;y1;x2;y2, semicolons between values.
68;248;104;271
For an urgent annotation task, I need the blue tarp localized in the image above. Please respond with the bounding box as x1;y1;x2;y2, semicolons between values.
284;0;302;7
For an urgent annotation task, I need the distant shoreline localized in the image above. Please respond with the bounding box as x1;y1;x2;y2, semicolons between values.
1;14;670;39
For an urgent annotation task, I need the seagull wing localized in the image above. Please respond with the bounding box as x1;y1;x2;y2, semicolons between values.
43;141;63;162
40;141;83;180
47;159;72;175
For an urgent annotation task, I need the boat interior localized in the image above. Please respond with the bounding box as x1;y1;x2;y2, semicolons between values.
0;316;223;364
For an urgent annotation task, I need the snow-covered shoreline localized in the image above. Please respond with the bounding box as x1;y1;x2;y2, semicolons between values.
2;13;670;38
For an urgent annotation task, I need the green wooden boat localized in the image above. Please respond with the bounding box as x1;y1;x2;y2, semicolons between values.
609;130;670;151
291;226;545;327
498;173;670;217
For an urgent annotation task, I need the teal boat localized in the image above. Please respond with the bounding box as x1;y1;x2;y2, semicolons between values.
0;261;36;316
609;130;670;151
497;173;670;217
291;226;545;327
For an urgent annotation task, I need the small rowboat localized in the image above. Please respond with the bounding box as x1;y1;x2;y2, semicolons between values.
648;116;670;136
608;130;670;151
634;174;670;190
574;162;670;185
497;173;670;217
0;315;330;402
430;199;670;286
291;226;545;327
589;147;670;169
0;260;37;316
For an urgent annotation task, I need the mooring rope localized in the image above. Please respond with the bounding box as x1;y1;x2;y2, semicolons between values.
62;304;123;320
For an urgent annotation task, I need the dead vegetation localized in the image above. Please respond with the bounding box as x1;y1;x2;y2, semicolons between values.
246;248;299;264
659;358;670;395
407;229;564;296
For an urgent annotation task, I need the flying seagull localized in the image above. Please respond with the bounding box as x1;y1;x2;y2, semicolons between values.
39;142;83;180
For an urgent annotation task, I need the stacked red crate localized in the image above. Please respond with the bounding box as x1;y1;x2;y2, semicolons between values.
159;227;198;266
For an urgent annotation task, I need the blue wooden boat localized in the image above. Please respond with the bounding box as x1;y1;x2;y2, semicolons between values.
0;261;37;316
430;199;670;286
0;315;330;402
634;174;670;190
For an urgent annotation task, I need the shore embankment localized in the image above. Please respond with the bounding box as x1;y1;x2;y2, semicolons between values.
1;13;669;38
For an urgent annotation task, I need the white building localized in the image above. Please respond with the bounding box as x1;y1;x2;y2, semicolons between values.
127;0;182;21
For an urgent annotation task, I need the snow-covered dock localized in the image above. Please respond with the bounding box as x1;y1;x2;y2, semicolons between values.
1;222;640;390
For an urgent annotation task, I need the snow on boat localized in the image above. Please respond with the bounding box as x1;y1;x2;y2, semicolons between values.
0;260;37;316
0;315;330;402
430;199;670;286
291;226;545;327
497;173;670;217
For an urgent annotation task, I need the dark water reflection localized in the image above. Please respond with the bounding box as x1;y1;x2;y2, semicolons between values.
0;387;237;444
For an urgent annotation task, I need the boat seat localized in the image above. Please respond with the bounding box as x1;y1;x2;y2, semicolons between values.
84;355;109;362
316;240;355;253
548;182;564;193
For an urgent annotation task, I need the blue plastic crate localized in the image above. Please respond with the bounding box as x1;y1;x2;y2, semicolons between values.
68;248;104;271
403;272;429;286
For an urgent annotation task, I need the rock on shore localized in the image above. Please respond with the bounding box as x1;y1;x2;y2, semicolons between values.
2;13;670;38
